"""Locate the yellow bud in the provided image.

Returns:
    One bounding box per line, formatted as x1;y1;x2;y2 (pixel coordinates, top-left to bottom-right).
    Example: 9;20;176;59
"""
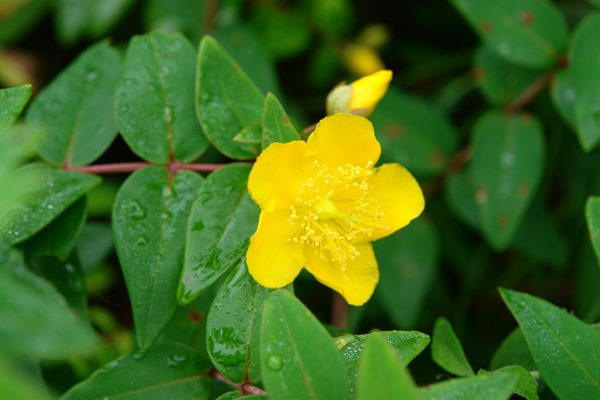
326;84;352;116
348;69;392;117
343;44;385;78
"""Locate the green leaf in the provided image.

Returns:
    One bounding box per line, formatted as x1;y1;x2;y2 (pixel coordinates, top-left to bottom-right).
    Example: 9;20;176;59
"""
309;0;354;36
588;196;600;266
86;0;137;39
1;164;101;244
60;343;211;400
0;356;53;400
371;87;459;178
448;0;568;68
76;221;114;274
179;163;259;304
445;171;481;230
24;196;87;262
251;7;311;60
570;14;600;151
233;119;262;144
469;111;545;250
113;166;203;348
479;366;539;400
355;334;419;400
0;243;97;358
374;219;439;328
261;289;349;400
334;330;430;399
0;0;48;45
588;0;600;8
216;392;242;400
432;317;475;377
0;84;32;131
474;46;541;105
143;0;205;43
419;373;518;400
26;41;120;167
550;71;577;130
207;259;271;384
115;30;208;163
490;328;536;372
196;36;262;159
500;288;600;400
262;93;301;150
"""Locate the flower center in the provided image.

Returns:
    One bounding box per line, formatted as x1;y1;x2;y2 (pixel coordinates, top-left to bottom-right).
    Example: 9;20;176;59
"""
287;160;387;270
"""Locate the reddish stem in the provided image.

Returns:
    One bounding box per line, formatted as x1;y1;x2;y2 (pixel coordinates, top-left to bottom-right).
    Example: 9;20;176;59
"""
210;370;267;396
66;162;228;174
331;292;348;329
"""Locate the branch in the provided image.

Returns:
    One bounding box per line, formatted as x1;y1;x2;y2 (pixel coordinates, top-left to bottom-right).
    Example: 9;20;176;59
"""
504;70;554;114
210;370;267;396
66;162;229;174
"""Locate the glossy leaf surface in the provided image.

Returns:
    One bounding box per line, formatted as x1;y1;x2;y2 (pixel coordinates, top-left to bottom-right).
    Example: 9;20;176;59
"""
113;166;203;348
115;30;207;163
500;288;600;400
432;317;474;377
261;289;349;400
179;163;259;304
261;93;301;150
419;373;517;400
0;84;32;130
26;41;120;167
479;366;539;400
196;36;262;159
470;111;544;250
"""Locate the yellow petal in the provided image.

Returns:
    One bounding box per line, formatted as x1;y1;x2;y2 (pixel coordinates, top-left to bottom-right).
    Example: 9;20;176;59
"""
343;44;385;78
368;163;424;241
348;70;392;117
247;210;305;288
304;243;379;306
247;140;307;213
304;114;381;172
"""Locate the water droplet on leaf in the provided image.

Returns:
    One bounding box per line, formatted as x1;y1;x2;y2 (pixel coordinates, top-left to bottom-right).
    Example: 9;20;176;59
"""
267;354;283;370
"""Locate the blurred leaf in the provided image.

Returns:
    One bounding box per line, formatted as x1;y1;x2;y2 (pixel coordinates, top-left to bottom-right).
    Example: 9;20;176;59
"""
0;357;53;400
0;84;31;131
575;241;600;323
60;343;211;400
355;335;419;400
76;221;113;275
307;41;340;89
261;289;349;400
113;166;203;348
432;317;475;377
500;288;600;400
550;71;577;130
0;0;48;45
217;392;242;400
589;0;600;8
251;6;311;60
179;163;259;304
196;36;262;159
24;196;87;262
419;373;518;400
207;259;271;384
0;243;97;358
26;41;120;167
116;30;207;163
490;328;536;372
479;366;539;400
587;196;600;265
1;164;101;244
334;330;430;399
448;0;568;68
87;0;137;39
470;111;544;250
445;171;480;230
374;218;439;328
309;0;354;36
262;93;301;150
570;14;600;152
474;46;541;105
143;0;204;43
371;87;459;178
233;119;262;144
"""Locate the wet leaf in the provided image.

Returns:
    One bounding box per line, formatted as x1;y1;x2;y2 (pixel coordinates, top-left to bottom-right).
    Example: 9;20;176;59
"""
432;317;474;377
261;93;301;150
0;84;32;131
419;373;518;400
479;366;539;400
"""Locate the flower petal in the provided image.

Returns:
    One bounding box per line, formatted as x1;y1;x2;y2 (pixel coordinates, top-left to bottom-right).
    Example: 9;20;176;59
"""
247;210;305;288
248;140;307;213
368;163;424;241
348;70;392;117
304;114;381;172
304;243;379;306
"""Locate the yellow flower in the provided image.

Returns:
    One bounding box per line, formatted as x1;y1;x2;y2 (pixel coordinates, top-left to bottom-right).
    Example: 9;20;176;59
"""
326;70;392;118
246;113;424;306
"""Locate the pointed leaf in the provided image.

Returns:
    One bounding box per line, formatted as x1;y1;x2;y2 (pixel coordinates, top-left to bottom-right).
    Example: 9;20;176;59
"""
0;84;32;131
356;334;420;400
432;317;474;377
113;166;203;348
1;164;101;244
479;366;539;400
115;30;208;163
419;374;518;400
500;288;600;400
60;343;211;400
207;260;271;384
261;289;349;400
26;41;120;167
448;0;568;68
196;36;262;159
470;111;545;250
374;219;439;328
233;119;262;144
179;163;259;304
261;93;301;150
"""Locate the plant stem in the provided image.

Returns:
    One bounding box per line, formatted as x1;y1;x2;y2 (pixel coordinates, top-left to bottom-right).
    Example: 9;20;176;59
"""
66;162;228;174
331;292;348;329
210;370;267;396
504;70;554;114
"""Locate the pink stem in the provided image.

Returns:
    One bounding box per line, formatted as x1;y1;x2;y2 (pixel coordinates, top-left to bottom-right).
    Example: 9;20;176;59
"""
66;162;229;174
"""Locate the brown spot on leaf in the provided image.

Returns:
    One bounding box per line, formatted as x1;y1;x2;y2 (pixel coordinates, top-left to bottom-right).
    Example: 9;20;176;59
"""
473;66;485;82
188;310;202;323
518;185;530;198
163;53;169;59
404;262;418;278
498;214;508;228
284;115;291;125
519;11;533;25
232;66;239;72
385;124;404;138
481;20;492;33
430;152;446;167
522;113;534;124
476;186;488;204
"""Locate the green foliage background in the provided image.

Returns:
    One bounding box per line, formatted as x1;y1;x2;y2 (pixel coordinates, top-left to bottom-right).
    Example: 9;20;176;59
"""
1;0;600;399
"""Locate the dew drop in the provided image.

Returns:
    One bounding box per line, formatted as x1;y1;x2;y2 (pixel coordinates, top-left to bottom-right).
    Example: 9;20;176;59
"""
267;354;283;371
136;236;148;246
166;354;188;370
129;201;146;219
132;349;148;360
